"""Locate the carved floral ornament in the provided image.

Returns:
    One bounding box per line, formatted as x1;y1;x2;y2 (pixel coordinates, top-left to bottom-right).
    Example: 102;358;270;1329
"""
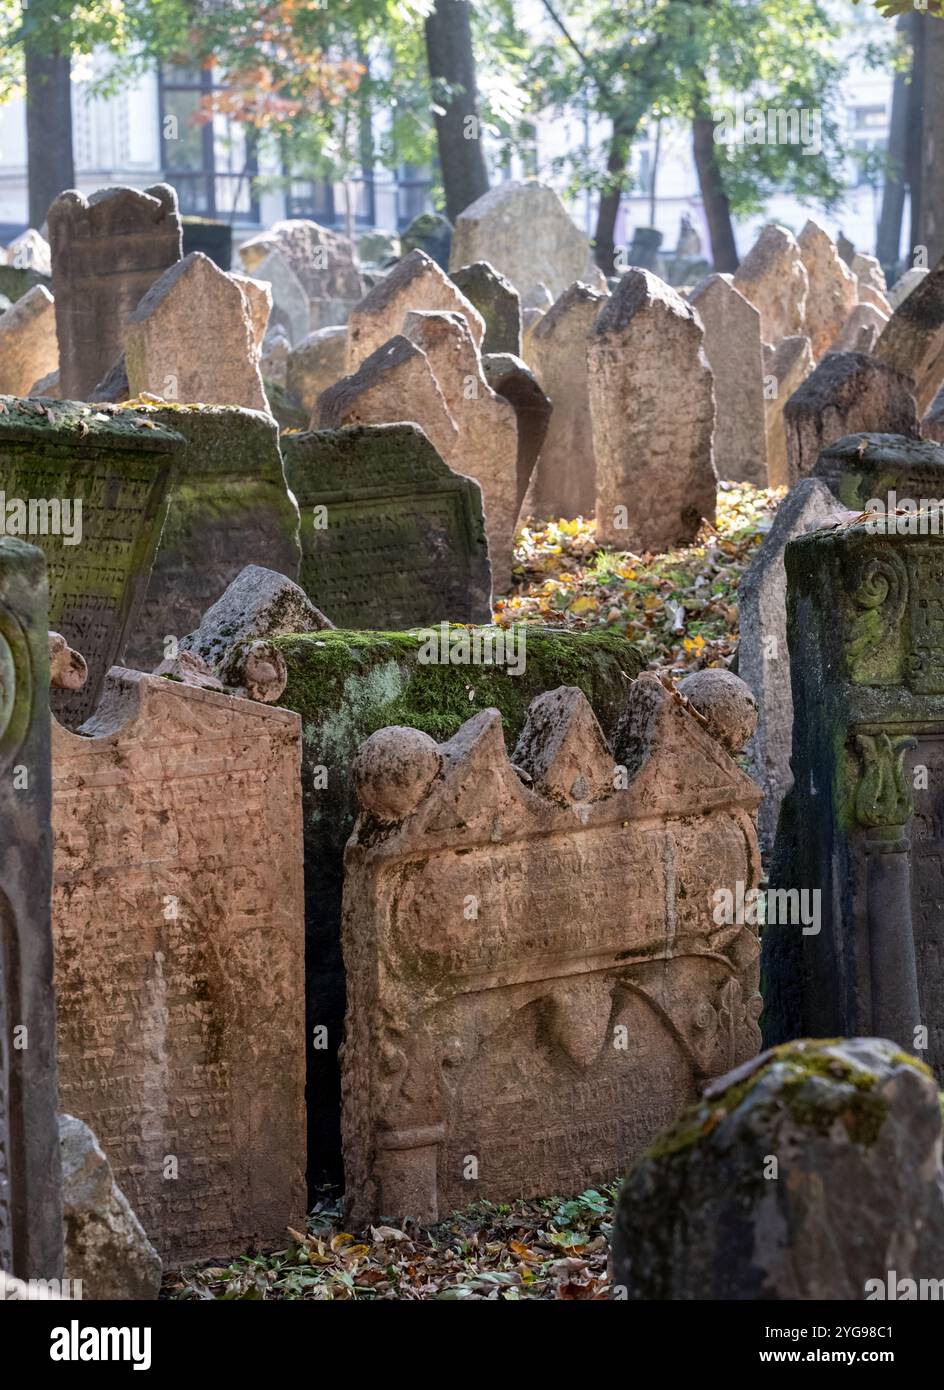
853;732;916;829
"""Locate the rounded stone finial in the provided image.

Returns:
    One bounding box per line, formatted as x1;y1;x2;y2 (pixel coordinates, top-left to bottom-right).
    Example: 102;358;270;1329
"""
354;726;443;822
48;631;88;691
678;669;757;753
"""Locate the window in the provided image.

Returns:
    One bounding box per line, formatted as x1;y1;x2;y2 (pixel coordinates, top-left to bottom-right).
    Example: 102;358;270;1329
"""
159;65;260;223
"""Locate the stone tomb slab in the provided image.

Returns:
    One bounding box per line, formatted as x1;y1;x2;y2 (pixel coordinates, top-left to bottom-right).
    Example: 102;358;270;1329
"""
341;676;762;1225
0;398;183;727
123;404;301;670
51;669;307;1264
282;423;492;628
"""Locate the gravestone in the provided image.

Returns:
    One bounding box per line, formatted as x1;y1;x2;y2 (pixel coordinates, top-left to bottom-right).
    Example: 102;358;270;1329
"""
831;301;888;354
0;398;183;726
764;499;944;1072
286;326;347;414
51;669;307;1264
526;281;605;517
783;352;919;485
450;261;521;356
316;335;459;464
873;254;944;413
341;674;762;1225
738;478;850;854
346;249;484;371
888;266;928;310
811;431;944;512
282;423;492;628
239;219;364;336
688;274;767;486
590;269;716;550
404;309;519;590
481;353;552;513
401;212;453;270
229;272;272;354
123;405;301;671
450;181;592;300
611;1038;944;1300
733;224;808;346
797;219;857;361
923;384;944;443
48;184;182;402
124;252;268;412
763;335;814;488
271;625;645;1185
246;249;309;347
0;538;64;1282
0;285;58;396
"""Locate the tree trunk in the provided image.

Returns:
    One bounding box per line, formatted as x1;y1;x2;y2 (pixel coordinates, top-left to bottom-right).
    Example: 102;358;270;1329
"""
424;0;489;222
876;21;909;275
920;7;944;267
692;111;739;273
906;10;926;261
593;115;636;275
24;0;75;230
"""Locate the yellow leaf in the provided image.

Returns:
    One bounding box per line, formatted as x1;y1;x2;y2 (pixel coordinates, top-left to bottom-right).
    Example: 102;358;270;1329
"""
569;596;598;615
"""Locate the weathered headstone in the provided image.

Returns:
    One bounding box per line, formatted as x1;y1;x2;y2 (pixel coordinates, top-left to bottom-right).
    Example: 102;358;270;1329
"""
481;352;552;513
688;273;767;486
124;252;268;412
763;335;814;488
179;564;331;673
229;271;272;354
404;309;519;589
48;184;182;402
611;1038;944;1300
873;254;944;413
272;625;645;1184
765;495;944;1071
733;224;808;346
401;212;453;270
450;261;521;355
123;405;301;670
0;538;64;1282
52;669;307;1264
346;249;484;372
526;281;605;517
239;219;364;336
797;219;858;360
341;674;762;1225
923;384;944;443
283;423;492;627
738;478;850;854
590;269;716;550
811;430;944;511
783;352;919;485
450;181;591;300
830;299;888;354
0;398;182;726
316;334;459;465
0;285;58;396
286;325;346;413
888;265;928;310
246;248;309;346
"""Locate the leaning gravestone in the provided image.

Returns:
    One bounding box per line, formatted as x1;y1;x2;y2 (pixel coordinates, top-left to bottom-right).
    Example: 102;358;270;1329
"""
52;669;307;1264
48;183;182;402
124;252;268;412
239;219;364;336
733;223;808;346
271;624;645;1185
346;249;485;372
688;273;767;487
764;496;944;1072
123;404;301;670
0;398;183;727
341;675;763;1225
450;181;592;301
0;285;58;397
611;1038;944;1300
797;219;858;361
831;300;888;355
286;326;347;415
282;423;492;627
450;261;522;356
481;353;552;513
738;478;850;855
526;281;605;518
763;335;814;488
783;352;919;485
0;538;64;1282
873;254;944;414
888;265;928;311
590;269;716;550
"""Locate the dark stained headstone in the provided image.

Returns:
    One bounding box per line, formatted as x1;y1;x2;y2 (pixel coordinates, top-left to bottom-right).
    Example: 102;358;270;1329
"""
0;398;183;726
451;261;522;355
481;352;552;511
0;538;64;1281
401;211;453;270
271;626;645;1189
765;498;944;1078
123;405;301;670
282;423;493;628
873;252;944;414
812;431;944;512
48;184;182;402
